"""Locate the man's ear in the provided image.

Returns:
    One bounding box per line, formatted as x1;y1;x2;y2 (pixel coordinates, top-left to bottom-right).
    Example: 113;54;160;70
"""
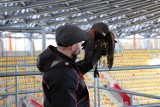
69;44;76;51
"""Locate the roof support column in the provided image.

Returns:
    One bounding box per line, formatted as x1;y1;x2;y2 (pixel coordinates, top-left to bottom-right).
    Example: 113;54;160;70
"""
152;39;155;49
133;34;136;49
42;26;46;51
8;32;12;51
158;39;160;49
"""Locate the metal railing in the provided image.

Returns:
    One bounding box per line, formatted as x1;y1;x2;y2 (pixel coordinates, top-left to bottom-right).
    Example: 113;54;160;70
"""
94;86;160;107
0;64;160;107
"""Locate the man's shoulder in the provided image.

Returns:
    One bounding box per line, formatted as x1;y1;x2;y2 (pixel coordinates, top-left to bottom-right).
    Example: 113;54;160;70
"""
43;63;78;78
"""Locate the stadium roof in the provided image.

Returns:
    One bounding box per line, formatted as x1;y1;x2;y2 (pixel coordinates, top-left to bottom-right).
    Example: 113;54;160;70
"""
0;0;160;38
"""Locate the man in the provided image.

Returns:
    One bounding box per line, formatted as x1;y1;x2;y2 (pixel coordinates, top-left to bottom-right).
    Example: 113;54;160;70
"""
37;24;100;107
37;23;115;107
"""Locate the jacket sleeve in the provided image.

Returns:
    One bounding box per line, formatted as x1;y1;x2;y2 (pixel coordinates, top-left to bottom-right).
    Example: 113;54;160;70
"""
49;68;79;107
76;59;93;75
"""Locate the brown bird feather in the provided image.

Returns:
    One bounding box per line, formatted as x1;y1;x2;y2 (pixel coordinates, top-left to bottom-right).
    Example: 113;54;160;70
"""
83;22;115;70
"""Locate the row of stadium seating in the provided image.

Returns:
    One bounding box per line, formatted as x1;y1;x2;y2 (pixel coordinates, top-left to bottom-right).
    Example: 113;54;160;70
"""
122;49;160;53
113;51;153;67
1;81;41;88
0;56;36;61
115;54;152;59
7;84;42;93
0;93;43;107
0;60;37;65
0;66;38;73
0;77;41;94
108;69;160;105
0;75;34;81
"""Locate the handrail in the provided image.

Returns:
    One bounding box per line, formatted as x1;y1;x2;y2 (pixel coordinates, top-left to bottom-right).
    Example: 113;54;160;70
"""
29;99;43;107
96;87;160;100
0;64;160;77
128;103;160;107
88;86;160;107
0;71;42;77
0;64;35;67
97;65;160;71
0;64;160;70
0;90;43;96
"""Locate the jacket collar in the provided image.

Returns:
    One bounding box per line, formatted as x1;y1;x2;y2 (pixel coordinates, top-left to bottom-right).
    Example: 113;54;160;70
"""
54;47;77;67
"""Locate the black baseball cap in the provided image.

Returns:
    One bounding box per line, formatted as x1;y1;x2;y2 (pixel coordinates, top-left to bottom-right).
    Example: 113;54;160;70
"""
56;24;89;47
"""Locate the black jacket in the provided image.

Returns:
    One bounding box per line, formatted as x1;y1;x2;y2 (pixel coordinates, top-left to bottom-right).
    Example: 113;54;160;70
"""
37;45;93;107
